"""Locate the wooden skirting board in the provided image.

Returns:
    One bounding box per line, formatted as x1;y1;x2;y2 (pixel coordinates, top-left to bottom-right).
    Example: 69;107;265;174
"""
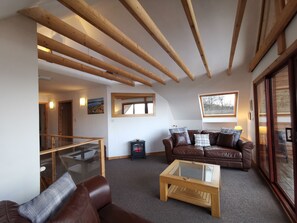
107;151;165;160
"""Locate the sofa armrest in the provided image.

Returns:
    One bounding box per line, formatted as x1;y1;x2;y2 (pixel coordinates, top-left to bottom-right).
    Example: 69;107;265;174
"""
163;136;174;164
237;139;254;170
81;176;112;210
0;201;30;223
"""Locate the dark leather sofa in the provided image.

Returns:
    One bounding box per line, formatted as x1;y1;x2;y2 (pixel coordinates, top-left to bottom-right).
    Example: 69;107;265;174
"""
0;176;152;223
163;130;254;171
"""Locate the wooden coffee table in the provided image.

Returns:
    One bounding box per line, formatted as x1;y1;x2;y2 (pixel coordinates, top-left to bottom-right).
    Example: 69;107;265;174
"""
160;160;221;217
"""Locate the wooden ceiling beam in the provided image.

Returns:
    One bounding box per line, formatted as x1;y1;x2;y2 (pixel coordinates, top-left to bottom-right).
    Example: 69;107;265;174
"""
274;0;286;55
58;0;179;83
38;49;135;86
249;0;297;72
120;0;195;81
181;0;211;78
37;33;152;87
253;37;297;84
227;0;247;75
19;7;165;85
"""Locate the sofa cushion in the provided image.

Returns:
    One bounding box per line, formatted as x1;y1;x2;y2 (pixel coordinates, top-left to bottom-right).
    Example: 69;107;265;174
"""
173;145;204;156
188;130;201;145
201;130;220;145
99;203;152;223
169;127;191;144
173;132;188;147
18;172;76;223
194;134;210;147
220;128;242;148
50;185;100;223
204;146;242;159
217;133;234;148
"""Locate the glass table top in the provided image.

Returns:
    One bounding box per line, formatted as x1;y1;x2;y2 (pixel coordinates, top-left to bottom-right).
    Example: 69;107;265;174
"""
168;161;215;183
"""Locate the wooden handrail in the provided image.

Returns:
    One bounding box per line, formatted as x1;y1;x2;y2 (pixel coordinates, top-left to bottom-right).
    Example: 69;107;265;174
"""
40;133;103;140
40;139;98;155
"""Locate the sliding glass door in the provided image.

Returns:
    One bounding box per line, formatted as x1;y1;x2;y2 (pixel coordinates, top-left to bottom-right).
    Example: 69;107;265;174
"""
255;57;297;218
271;66;294;204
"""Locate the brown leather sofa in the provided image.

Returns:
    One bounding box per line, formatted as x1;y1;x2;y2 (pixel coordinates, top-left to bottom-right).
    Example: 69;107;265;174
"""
163;130;254;171
0;176;152;223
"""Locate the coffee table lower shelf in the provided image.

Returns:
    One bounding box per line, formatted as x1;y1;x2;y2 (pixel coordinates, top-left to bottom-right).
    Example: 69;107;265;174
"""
168;185;211;208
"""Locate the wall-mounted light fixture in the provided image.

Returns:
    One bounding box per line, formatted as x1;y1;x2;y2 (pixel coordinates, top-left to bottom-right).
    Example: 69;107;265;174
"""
49;101;55;110
80;97;86;106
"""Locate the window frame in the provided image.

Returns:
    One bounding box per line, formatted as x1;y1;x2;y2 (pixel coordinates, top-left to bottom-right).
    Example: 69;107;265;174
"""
111;93;155;117
199;92;239;118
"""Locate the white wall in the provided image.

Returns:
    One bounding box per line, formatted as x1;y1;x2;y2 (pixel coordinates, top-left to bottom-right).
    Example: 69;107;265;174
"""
43;84;173;158
107;85;174;157
153;64;252;138
0;15;39;203
44;86;108;144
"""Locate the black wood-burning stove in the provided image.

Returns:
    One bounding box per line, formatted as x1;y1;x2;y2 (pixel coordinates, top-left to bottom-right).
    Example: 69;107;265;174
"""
130;140;146;160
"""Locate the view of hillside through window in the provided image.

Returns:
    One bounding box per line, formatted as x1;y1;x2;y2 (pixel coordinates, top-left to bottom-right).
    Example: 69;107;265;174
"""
200;92;238;117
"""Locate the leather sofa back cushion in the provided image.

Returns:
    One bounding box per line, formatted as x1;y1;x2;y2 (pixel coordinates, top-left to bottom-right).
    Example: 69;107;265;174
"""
216;133;234;148
188;130;201;144
221;128;242;148
169;127;191;144
201;131;219;145
50;185;100;223
173;132;188;147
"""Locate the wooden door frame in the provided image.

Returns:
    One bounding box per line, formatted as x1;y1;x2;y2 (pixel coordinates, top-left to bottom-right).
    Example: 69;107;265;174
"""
289;57;297;216
58;100;73;138
39;102;48;149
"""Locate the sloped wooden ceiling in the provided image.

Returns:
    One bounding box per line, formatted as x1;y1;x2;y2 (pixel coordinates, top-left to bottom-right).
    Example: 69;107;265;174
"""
18;0;262;87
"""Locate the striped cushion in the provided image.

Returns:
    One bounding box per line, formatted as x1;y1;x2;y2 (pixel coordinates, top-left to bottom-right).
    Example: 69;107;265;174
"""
194;134;210;147
18;172;76;223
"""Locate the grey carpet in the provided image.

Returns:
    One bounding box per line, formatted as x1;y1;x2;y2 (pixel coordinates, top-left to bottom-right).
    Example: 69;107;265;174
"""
104;156;290;223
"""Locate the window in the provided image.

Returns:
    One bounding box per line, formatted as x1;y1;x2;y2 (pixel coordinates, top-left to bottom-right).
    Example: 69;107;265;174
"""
111;93;155;117
123;103;147;115
199;92;238;117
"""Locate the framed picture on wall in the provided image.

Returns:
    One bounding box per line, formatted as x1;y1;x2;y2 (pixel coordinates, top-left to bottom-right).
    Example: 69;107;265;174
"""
88;98;104;114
